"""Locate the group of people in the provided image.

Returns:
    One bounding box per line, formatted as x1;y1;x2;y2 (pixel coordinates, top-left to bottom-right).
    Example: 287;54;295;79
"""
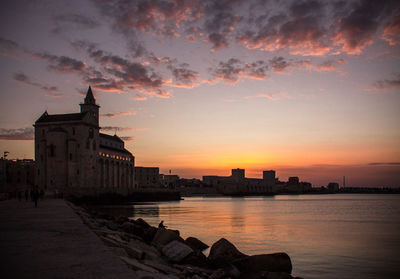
16;187;44;207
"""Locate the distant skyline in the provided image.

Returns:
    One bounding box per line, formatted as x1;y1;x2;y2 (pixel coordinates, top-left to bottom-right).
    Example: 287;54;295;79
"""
0;0;399;187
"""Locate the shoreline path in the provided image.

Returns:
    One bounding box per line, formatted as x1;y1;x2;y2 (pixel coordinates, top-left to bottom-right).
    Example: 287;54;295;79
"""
0;198;135;279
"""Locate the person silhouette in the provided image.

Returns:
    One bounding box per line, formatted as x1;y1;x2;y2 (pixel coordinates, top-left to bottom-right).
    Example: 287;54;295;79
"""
32;188;39;208
158;220;167;229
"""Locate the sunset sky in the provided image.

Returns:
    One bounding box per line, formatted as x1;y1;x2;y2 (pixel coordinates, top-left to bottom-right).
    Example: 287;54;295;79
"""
0;0;399;187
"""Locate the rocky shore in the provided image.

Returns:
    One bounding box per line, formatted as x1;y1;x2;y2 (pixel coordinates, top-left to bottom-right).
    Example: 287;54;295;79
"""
69;202;303;279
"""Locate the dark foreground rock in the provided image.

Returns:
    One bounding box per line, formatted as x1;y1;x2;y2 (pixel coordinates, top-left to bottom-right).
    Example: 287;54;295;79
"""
71;203;302;279
208;238;248;267
185;237;209;251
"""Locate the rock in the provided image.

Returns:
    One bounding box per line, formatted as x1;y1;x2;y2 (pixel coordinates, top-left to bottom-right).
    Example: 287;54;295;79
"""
181;250;208;267
134;270;180;279
162;240;193;263
120;256;159;273
232;253;292;274
142;259;181;274
261;271;296;279
124;244;145;260
185;237;209;251
116;215;129;224
207;238;247;267
100;236;121;247
104;233;128;245
152;228;184;249
209;269;226;279
107;246;129;257
106;220;119;231
120;221;148;240
134;218;151;228
224;264;241;278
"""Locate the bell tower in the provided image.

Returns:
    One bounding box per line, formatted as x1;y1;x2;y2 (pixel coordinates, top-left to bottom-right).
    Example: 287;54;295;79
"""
80;86;100;126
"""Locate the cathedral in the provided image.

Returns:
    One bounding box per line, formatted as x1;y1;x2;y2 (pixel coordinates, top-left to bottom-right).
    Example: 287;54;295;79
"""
34;87;135;195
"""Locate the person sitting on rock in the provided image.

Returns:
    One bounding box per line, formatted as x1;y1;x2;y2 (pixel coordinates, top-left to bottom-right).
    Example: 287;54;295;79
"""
158;220;167;229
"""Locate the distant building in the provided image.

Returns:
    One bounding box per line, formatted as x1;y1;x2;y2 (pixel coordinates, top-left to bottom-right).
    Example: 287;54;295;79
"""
34;87;135;195
0;159;35;192
134;167;160;188
263;170;276;186
160;174;180;188
328;182;339;192
203;168;276;195
231;168;245;181
278;176;312;193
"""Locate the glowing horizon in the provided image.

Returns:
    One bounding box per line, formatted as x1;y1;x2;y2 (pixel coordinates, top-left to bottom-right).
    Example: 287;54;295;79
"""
0;0;399;187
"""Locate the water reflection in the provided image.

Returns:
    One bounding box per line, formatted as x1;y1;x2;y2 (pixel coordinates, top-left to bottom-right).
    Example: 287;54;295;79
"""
92;195;400;279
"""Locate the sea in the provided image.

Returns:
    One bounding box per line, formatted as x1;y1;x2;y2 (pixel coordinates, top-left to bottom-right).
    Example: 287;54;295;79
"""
98;194;400;279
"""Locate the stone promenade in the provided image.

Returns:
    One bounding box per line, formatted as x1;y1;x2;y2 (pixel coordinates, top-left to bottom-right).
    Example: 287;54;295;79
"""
0;198;135;279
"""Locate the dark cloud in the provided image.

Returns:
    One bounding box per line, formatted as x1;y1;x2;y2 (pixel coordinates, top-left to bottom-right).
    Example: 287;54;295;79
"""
368;162;400;166
52;14;99;34
89;0;400;55
210;58;270;83
332;0;394;54
166;62;200;88
210;58;243;83
34;53;87;73
73;42;169;95
0;37;19;57
269;57;290;73
372;74;400;90
382;11;400;46
210;56;346;83
101;126;135;131
101;111;136;118
0;128;33;140
13;72;59;93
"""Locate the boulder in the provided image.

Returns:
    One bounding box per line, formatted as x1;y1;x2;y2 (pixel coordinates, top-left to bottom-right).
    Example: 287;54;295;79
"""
116;215;129;225
124;245;145;260
181;250;208;267
262;271;297;279
106;220;119;231
185;237;209;251
162;240;193;262
207;238;247;267
134;218;151;228
232;253;292;274
120;222;148;240
152;228;184;249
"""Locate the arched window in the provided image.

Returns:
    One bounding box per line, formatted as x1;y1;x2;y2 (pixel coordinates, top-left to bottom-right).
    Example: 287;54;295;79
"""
93;140;96;150
89;128;94;138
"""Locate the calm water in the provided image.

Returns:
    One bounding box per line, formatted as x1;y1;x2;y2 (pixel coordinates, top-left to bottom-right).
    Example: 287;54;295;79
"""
101;194;400;279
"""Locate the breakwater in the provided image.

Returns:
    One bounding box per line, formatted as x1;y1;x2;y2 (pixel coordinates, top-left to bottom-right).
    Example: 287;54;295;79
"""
70;202;302;279
68;190;181;205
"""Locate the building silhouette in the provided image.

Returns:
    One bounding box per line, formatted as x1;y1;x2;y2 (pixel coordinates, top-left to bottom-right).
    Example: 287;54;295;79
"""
34;86;135;195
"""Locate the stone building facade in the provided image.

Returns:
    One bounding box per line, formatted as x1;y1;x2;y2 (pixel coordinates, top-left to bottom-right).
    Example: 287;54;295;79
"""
34;87;135;195
134;167;160;188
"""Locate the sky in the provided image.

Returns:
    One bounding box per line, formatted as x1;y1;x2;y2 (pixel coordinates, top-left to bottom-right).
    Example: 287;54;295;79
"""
0;0;399;187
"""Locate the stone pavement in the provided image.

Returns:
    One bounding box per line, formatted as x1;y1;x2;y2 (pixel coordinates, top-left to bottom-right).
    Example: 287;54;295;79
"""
0;198;136;279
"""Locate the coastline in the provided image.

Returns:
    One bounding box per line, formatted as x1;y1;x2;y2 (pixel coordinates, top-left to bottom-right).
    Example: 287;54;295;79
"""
70;201;303;279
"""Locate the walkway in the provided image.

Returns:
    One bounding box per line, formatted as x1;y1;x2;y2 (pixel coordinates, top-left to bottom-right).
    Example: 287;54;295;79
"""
0;198;135;279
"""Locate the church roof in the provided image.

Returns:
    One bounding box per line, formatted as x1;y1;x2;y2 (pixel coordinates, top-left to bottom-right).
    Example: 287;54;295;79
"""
99;133;124;143
36;112;87;124
99;145;133;156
